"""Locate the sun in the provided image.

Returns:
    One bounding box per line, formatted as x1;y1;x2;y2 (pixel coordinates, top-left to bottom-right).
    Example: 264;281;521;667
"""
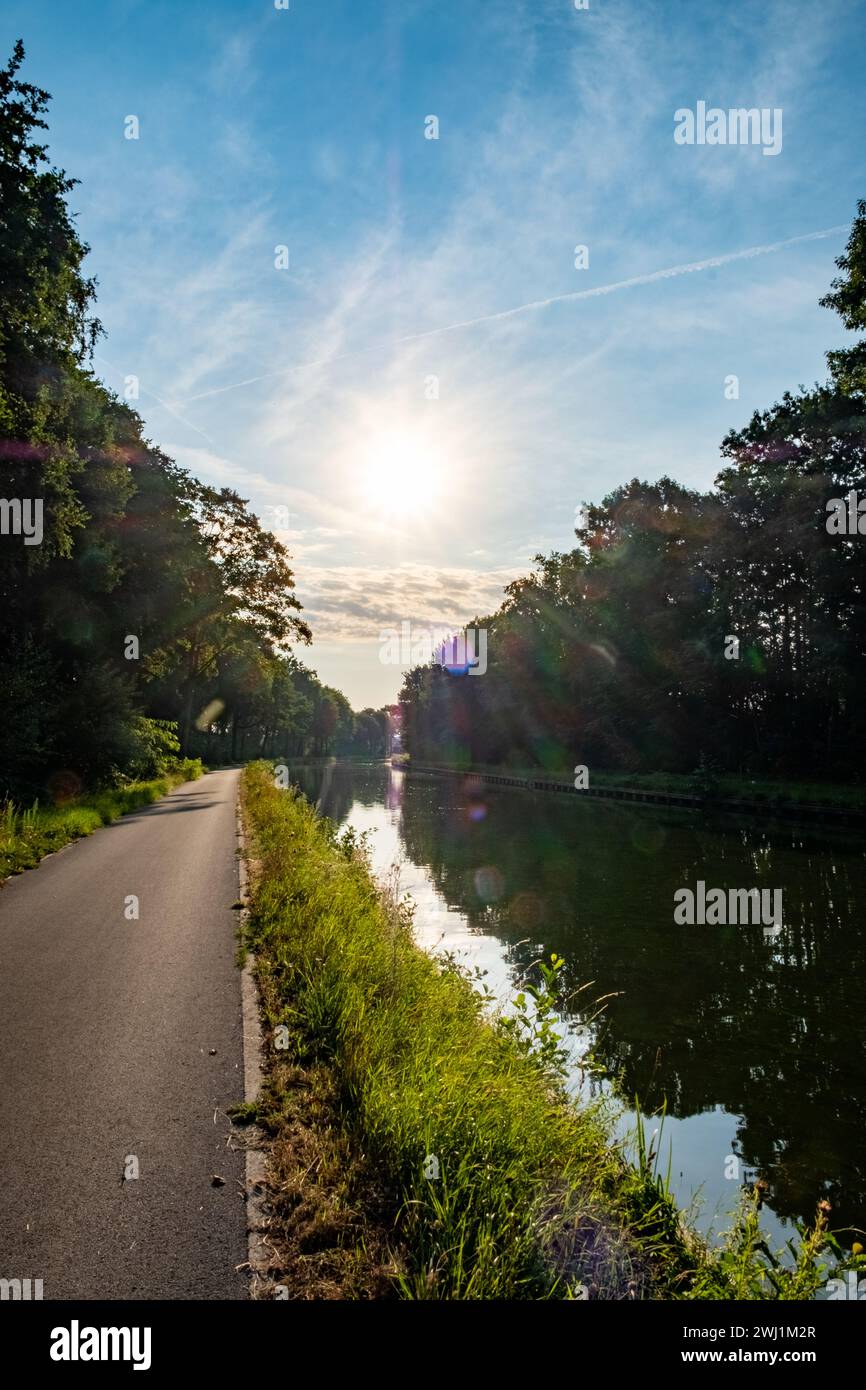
361;427;443;516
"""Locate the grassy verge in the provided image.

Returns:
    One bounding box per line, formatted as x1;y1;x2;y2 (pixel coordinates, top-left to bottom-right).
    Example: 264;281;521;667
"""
406;761;866;812
240;761;857;1299
595;770;865;810
0;759;203;883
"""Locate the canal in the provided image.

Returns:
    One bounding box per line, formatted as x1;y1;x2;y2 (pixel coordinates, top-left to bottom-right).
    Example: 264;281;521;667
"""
285;759;866;1250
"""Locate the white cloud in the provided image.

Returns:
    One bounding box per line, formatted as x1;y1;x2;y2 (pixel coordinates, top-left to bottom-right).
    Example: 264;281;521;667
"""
297;563;522;642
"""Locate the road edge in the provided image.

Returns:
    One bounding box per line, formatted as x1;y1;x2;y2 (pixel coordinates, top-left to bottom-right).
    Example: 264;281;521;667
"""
235;776;271;1297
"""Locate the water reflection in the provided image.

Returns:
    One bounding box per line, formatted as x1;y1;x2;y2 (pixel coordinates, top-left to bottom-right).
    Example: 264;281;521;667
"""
288;761;866;1245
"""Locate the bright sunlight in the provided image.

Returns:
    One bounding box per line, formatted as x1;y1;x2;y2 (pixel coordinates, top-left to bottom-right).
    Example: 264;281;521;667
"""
361;426;445;516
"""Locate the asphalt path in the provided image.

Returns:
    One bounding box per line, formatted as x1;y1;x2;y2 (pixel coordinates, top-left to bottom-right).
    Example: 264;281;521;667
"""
0;768;248;1300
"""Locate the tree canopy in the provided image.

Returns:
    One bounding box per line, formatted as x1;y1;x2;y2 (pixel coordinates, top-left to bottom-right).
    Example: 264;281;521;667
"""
0;42;386;799
401;202;866;782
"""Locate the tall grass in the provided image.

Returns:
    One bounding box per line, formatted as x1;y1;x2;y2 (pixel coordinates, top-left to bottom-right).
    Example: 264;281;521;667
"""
0;759;203;881
243;764;692;1297
243;761;861;1300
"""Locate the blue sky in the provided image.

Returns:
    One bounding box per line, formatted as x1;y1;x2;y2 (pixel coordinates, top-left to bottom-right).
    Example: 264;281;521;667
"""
4;0;865;706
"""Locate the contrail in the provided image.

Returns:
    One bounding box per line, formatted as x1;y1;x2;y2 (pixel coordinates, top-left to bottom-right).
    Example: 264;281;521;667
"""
171;225;846;407
94;353;214;445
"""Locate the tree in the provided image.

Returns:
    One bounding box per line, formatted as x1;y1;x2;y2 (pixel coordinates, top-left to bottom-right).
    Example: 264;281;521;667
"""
400;202;866;784
0;43;345;798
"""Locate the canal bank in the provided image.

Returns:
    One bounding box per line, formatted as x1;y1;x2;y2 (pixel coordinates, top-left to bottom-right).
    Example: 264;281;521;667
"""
277;758;866;1256
239;767;866;1295
407;762;866;826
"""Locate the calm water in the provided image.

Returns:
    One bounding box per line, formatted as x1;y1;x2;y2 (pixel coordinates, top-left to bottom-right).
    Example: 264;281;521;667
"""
287;760;866;1249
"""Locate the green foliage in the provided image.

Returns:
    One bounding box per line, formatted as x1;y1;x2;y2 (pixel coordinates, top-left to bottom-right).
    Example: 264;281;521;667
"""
500;952;572;1077
243;762;856;1300
688;754;722;801
400;200;866;786
821;198;866;396
244;763;654;1298
0;43;366;801
126;718;182;780
0;761;200;880
686;1195;850;1301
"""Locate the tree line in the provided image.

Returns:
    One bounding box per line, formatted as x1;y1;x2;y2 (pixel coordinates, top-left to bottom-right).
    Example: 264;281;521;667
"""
401;202;866;783
0;43;385;802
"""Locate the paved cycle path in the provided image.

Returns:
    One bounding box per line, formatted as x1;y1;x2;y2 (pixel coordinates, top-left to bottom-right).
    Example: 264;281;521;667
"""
0;768;248;1299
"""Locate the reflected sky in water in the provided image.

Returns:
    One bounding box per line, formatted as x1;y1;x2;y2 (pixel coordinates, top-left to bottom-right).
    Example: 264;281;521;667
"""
290;761;866;1250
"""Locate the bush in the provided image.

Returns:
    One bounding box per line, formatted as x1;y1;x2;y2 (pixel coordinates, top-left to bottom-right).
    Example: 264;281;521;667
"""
127;718;183;780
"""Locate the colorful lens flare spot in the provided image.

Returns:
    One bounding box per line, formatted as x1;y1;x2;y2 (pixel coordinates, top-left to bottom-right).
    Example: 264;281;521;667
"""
474;866;504;903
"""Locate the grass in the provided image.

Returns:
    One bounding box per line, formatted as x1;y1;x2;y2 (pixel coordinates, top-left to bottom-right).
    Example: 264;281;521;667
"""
594;770;866;809
240;761;860;1299
407;760;866;811
0;759;203;882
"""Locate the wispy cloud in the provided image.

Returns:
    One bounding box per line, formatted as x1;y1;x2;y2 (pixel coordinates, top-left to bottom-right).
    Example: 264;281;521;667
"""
60;0;861;703
297;562;523;642
168;225;846;406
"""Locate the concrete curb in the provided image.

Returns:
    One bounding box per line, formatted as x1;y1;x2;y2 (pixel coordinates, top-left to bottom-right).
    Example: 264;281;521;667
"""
235;783;271;1296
